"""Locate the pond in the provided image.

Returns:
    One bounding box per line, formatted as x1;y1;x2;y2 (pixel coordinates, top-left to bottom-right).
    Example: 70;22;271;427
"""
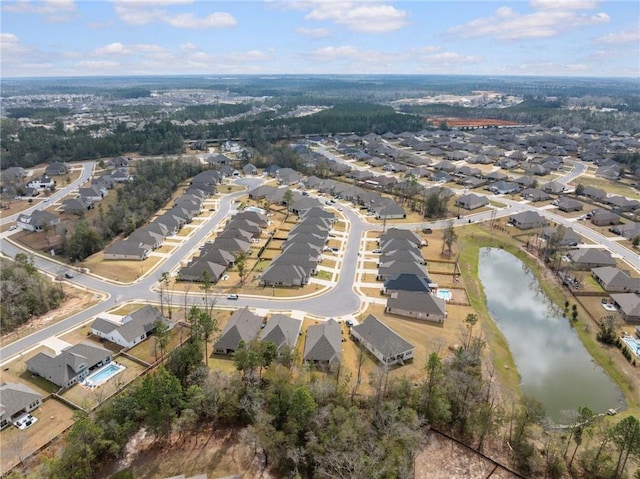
478;247;623;424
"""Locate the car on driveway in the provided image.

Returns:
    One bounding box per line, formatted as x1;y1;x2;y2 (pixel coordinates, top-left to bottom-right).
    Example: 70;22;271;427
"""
9;225;18;231
372;249;382;254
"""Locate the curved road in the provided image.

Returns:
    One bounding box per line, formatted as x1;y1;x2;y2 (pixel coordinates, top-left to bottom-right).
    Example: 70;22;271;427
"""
1;158;638;364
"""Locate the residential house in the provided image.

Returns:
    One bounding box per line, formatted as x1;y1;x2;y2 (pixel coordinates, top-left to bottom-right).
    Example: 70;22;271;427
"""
508;211;547;230
520;188;550;202
611;223;640;240
128;228;164;250
303;318;342;365
540;226;581;247
374;202;406;220
378;260;427;282
556;197;584;212
486;181;520;195
27;175;55;190
455;193;489;211
258;314;302;353
590;209;621;226
351;315;414;366
0;383;42;430
45;162;69;176
542;181;566;194
382;273;433;295
609;293;640;323
178;260;226;283
380;228;422;246
385;291;447;323
604;196;640;212
1;167;26;182
567;248;616;270
243;163;258;176
214;307;263;355
61;197;94;214
260;262;310;287
91;305;173;349
78;185;107;201
104;240;151;261
580;186;607;202
26;342;112;388
592;266;640;293
16;210;60;232
110;168;131;183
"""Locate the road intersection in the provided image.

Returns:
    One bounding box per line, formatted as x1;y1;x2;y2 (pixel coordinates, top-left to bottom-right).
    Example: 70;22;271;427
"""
0;159;638;365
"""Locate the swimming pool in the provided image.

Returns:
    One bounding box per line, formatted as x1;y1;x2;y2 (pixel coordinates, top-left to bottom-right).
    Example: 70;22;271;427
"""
436;289;452;301
622;336;640;358
84;362;125;387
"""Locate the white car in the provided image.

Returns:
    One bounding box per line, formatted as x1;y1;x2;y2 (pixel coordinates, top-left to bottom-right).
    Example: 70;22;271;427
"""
9;225;18;231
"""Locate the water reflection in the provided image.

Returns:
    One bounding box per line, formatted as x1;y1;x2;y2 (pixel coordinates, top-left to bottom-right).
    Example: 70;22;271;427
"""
479;248;623;423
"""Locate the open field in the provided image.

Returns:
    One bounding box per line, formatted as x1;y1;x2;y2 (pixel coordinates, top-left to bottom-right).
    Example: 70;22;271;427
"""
0;398;77;475
81;254;163;283
570;175;640;200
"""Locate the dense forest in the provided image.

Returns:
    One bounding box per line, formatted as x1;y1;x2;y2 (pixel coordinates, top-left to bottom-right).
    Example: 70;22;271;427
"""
17;306;639;479
0;254;65;332
57;159;202;262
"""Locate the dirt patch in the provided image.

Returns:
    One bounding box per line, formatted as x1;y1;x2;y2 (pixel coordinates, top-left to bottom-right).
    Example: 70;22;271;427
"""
104;427;270;479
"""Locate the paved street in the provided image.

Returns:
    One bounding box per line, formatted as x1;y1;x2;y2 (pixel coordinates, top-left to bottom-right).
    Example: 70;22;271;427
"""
1;159;638;365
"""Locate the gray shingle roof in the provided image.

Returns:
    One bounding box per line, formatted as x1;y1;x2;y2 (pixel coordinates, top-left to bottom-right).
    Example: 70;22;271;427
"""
214;307;263;353
304;318;342;363
0;382;41;420
352;315;414;359
259;314;302;351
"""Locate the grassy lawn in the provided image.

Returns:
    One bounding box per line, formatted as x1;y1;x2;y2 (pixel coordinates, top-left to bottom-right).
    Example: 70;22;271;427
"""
0;398;76;475
571;176;640;200
80;255;162;283
0;346;61;396
315;270;332;280
126;325;190;364
333;221;346;232
154;245;176;254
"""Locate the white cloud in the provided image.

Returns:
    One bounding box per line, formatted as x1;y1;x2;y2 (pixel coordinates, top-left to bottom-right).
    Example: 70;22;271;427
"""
91;42;166;56
112;0;236;28
3;0;76;21
1;33;32;58
295;27;330;38
447;2;609;40
304;2;409;33
595;29;640;44
166;12;236;28
180;42;198;52
427;51;482;64
313;45;363;61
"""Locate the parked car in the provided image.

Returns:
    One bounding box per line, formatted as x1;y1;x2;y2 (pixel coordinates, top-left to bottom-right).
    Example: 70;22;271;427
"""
64;271;74;279
9;225;18;231
372;249;382;254
422;228;433;234
227;294;239;300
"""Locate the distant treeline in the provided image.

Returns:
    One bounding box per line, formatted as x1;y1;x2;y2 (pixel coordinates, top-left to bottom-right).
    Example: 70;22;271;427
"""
6;107;71;122
1;102;425;169
400;97;640;133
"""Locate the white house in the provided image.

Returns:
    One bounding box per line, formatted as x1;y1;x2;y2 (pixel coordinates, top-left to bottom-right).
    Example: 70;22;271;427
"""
91;305;173;349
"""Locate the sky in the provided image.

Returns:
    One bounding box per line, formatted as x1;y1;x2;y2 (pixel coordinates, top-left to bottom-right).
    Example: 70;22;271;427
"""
1;0;639;78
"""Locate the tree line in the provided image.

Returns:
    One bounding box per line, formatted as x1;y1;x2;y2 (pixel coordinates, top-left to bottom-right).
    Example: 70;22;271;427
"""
0;254;65;332
56;159;202;262
15;307;640;479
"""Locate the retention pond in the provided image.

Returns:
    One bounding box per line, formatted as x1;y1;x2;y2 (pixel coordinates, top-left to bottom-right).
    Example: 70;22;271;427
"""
478;247;623;424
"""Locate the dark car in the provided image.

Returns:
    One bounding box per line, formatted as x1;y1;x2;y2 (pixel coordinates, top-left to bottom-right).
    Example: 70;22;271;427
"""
64;272;74;279
422;228;433;234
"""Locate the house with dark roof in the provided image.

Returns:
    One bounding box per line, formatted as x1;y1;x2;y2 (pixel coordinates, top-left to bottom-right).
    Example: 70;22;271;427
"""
604;196;640;212
258;314;302;353
128;228;164;250
520;188;550;202
455;193;489;211
609;293;640;323
611;222;640;240
386;291;447;323
260;262;310;287
26;342;112;388
542;181;566;194
373;202;406;220
178;260;226;283
214;307;263;355
508;211;547;230
16;210;60;232
0;383;42;430
303;318;342;365
45;162;69;176
61;197;94;214
379;228;422;246
592;266;640;293
104;240;151;261
580;186;607;202
91;305;173;349
486;181;520;195
540;226;581;247
243;163;258;176
351;315;414;366
556;197;584;212
567;248;616;270
590;209;621;226
383;273;433;295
